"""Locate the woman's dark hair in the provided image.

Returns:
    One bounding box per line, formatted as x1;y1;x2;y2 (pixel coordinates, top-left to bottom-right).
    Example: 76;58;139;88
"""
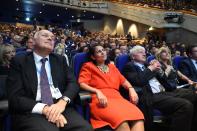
186;44;197;56
88;43;110;65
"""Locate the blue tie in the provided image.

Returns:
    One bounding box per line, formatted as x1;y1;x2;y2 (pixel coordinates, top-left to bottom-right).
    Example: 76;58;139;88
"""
40;58;53;105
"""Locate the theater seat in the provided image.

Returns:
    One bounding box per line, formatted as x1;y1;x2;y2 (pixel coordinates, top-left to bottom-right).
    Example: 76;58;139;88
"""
115;54;165;125
72;52;89;79
173;56;186;69
147;55;156;63
114;54;130;73
72;53;113;131
0;75;10;131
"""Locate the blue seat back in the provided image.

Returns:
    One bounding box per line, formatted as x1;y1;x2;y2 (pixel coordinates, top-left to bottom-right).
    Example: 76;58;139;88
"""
115;54;130;73
173;56;186;69
72;52;92;121
147;55;156;63
15;47;26;53
72;53;89;79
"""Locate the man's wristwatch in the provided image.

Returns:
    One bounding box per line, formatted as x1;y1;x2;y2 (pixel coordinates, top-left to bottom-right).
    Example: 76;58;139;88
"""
62;96;70;104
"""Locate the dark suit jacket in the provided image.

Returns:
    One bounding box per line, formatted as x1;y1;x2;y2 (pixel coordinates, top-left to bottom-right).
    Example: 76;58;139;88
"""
122;61;158;130
6;52;79;114
0;65;9;75
122;61;174;93
179;58;197;82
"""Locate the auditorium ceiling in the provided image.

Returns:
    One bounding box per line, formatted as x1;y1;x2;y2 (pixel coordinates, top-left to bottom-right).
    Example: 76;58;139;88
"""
0;0;104;25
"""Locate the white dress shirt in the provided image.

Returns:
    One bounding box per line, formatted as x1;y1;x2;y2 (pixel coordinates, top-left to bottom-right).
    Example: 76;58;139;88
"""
191;59;197;71
134;62;163;94
32;52;69;114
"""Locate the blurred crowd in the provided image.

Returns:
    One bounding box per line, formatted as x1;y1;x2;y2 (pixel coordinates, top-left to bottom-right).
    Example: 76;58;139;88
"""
112;0;197;12
0;23;188;74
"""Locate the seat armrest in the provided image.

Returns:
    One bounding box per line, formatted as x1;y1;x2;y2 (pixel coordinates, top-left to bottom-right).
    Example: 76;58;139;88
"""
79;91;92;105
133;86;143;94
0;100;8;110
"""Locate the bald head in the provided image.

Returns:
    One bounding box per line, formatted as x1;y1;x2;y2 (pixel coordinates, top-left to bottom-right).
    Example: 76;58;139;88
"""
34;30;54;39
33;30;55;57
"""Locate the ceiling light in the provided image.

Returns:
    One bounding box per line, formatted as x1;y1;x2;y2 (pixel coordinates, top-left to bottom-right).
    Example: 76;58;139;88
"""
25;17;30;22
40;11;42;14
148;27;154;31
57;14;60;16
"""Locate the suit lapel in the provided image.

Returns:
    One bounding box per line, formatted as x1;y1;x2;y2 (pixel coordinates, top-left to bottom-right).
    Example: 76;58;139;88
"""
25;53;38;96
49;54;58;88
189;59;197;74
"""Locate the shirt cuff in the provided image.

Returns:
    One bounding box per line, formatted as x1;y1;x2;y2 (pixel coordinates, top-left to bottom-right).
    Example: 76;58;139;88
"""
32;103;47;114
62;96;71;104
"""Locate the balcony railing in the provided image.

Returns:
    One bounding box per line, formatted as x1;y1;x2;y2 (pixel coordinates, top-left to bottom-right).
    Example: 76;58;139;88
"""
110;0;197;13
42;0;108;8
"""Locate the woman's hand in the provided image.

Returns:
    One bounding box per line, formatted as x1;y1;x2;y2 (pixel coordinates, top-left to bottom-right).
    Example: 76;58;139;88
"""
96;90;108;107
188;80;194;85
129;88;139;105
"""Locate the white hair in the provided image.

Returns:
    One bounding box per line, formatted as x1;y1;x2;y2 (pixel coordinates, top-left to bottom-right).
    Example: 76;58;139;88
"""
129;45;145;56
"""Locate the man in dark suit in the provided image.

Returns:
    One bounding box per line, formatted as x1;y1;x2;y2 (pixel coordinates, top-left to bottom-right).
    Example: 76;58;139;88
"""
179;44;197;82
6;30;93;131
122;45;195;131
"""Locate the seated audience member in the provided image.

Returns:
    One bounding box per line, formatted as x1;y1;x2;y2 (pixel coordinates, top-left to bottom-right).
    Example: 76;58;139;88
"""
0;35;3;45
109;41;117;50
0;44;15;75
155;47;196;90
122;45;196;131
78;45;89;53
78;44;144;131
119;43;128;55
54;37;70;66
174;50;181;57
25;36;34;52
179;44;197;82
6;30;92;131
109;48;121;62
149;46;158;56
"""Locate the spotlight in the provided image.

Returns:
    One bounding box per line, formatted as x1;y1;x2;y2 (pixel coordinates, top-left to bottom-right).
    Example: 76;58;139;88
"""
25;17;30;22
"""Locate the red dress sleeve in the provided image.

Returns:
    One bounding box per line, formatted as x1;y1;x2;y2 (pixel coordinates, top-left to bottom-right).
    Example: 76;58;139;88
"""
78;62;92;84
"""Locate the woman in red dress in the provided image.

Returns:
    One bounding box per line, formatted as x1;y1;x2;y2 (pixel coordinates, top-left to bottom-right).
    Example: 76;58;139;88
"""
78;44;144;131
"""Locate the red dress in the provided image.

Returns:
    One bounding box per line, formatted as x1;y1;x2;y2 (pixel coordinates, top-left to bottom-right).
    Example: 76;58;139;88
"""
78;62;144;129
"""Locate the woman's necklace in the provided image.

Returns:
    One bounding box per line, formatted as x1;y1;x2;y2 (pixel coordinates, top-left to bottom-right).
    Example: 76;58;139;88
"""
97;64;109;73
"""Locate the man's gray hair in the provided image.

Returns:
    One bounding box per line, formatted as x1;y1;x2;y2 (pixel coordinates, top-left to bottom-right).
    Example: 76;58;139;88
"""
129;45;145;56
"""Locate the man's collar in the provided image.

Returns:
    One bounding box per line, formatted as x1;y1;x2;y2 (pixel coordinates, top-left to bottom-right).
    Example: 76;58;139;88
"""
133;61;144;68
33;52;49;63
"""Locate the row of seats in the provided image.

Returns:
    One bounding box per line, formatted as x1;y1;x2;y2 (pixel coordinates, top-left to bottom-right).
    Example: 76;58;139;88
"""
71;53;187;130
147;55;186;69
0;53;186;131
